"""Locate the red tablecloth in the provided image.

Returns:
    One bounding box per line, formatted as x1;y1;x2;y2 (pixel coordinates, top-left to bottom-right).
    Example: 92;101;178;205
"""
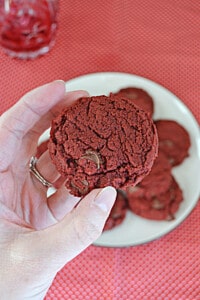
1;1;200;299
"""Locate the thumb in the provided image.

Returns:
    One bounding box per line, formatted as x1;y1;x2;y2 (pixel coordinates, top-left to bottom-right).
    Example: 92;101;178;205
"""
33;186;116;273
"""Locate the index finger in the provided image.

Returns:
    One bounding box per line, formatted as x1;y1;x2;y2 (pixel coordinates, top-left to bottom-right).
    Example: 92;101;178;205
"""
0;80;88;171
0;80;65;139
20;89;89;163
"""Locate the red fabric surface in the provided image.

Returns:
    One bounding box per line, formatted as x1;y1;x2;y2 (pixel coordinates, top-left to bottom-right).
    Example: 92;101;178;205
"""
1;0;200;299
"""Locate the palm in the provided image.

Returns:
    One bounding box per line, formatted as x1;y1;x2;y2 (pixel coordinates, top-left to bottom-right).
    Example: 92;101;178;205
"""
0;161;60;300
0;151;58;231
0;82;116;300
0;82;83;231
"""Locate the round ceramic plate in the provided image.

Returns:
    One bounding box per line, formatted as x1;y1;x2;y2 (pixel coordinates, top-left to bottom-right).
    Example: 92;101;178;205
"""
44;72;200;247
65;72;200;247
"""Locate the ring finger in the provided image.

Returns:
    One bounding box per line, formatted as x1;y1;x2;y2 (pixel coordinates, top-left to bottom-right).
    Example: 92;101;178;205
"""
32;150;61;188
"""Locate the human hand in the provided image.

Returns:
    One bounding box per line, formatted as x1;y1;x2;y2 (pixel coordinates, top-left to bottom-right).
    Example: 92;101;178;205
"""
0;81;116;300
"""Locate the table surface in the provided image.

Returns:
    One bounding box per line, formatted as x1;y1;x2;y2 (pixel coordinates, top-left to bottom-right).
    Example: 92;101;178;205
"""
1;1;200;299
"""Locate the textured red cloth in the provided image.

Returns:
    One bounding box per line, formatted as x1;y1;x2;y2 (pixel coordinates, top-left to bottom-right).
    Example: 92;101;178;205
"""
1;0;200;299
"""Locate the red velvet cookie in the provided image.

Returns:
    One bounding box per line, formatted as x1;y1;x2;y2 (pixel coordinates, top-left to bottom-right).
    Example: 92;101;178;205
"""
155;120;190;166
49;95;158;196
111;87;154;117
103;190;128;231
127;175;183;221
127;151;172;199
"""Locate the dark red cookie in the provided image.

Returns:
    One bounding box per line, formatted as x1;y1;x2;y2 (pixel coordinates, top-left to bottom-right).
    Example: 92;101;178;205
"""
127;175;183;221
49;95;158;196
103;190;128;231
127;151;172;199
111;87;154;117
155;120;190;166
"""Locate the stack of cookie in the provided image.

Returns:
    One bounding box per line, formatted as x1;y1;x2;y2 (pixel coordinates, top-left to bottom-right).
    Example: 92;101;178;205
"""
110;87;190;223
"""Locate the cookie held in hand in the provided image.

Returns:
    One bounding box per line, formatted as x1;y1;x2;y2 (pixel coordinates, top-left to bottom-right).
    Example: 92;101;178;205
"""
49;95;158;196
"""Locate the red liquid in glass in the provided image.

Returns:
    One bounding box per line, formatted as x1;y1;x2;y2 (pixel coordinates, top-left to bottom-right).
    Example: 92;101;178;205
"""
0;0;57;57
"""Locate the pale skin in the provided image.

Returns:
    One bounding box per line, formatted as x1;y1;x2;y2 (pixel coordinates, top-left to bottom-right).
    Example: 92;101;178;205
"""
0;81;116;299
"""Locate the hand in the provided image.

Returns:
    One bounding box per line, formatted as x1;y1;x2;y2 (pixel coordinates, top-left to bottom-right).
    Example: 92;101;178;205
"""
0;81;116;300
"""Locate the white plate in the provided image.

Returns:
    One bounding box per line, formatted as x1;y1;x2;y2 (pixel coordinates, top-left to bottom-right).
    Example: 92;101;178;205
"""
59;72;200;247
65;72;200;247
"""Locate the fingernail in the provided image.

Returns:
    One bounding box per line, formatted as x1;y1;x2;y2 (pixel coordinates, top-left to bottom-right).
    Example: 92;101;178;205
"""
94;186;116;212
54;79;65;84
79;90;90;97
53;80;66;89
65;89;90;97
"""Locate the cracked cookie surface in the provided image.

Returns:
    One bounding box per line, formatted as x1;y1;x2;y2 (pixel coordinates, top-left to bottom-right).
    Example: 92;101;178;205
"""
48;95;158;196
